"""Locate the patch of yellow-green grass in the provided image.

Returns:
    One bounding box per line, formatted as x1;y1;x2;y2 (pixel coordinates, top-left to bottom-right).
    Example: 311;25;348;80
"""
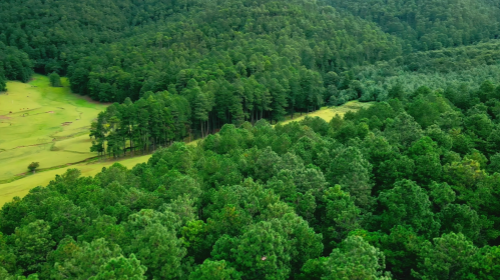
0;144;95;181
187;138;202;147
0;135;95;181
53;135;94;153
0;75;108;182
279;100;374;125
0;154;153;206
0;75;107;149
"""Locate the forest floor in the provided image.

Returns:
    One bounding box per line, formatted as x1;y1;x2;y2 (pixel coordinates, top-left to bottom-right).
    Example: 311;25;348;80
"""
0;81;371;206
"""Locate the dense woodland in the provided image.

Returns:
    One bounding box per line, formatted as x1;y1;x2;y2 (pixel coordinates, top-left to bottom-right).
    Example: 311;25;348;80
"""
4;0;500;279
6;84;500;279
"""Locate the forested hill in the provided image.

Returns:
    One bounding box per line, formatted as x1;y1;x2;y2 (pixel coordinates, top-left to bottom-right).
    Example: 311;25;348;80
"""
326;0;500;51
3;0;500;138
6;0;500;279
6;80;500;279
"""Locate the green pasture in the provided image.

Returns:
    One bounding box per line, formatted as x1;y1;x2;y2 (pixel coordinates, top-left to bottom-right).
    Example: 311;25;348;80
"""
279;100;373;125
0;154;153;206
0;75;107;181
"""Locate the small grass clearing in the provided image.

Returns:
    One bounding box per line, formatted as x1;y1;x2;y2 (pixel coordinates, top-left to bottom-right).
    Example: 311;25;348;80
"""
0;75;107;182
0;154;153;206
279;100;374;125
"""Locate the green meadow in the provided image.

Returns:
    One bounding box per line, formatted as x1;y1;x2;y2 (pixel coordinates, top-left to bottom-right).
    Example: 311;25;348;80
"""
0;82;370;206
0;154;152;206
279;101;374;125
0;75;108;181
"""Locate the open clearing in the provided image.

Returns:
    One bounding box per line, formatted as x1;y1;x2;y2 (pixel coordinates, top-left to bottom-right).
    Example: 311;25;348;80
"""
279;100;374;125
0;75;108;181
0;95;371;206
0;154;152;206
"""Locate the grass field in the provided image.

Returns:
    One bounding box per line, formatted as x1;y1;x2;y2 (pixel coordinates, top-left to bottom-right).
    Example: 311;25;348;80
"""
0;75;108;181
279;100;374;125
0;154;153;206
0;91;371;206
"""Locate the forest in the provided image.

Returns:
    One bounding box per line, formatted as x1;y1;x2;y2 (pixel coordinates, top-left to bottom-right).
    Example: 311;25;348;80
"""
3;0;500;279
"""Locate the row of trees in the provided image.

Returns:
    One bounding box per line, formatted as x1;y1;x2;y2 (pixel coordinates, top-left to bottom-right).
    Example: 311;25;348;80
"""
6;76;500;278
90;93;190;158
92;63;500;153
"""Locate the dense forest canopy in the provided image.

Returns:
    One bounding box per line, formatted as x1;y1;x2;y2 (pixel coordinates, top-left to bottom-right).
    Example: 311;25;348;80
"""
5;81;500;278
5;0;500;279
326;0;500;51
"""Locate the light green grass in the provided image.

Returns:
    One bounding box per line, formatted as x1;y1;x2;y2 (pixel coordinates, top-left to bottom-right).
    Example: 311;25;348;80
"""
54;135;95;153
0;76;164;206
0;144;95;181
0;75;107;182
279;100;374;125
0;154;153;206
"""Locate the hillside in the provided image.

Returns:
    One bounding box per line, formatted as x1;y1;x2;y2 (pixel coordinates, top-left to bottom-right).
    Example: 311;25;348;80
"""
0;76;107;182
325;0;500;51
4;0;500;279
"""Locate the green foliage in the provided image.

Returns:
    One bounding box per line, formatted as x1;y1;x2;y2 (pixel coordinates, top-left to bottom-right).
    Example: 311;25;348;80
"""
0;72;6;92
378;180;439;237
0;44;33;82
327;147;373;208
27;162;39;172
327;0;500;51
49;73;61;87
90;254;146;280
473;245;500;279
51;238;125;279
413;233;478;280
322;236;392;280
215;221;291;280
189;260;241;280
7;1;500;279
13;220;55;275
127;222;186;279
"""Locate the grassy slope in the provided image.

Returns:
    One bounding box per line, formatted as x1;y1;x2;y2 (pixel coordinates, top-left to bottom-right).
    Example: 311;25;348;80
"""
0;95;371;206
0;154;152;206
0;76;108;181
280;101;374;125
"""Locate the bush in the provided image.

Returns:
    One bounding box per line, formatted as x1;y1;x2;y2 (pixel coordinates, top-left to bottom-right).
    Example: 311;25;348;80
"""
28;162;40;173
